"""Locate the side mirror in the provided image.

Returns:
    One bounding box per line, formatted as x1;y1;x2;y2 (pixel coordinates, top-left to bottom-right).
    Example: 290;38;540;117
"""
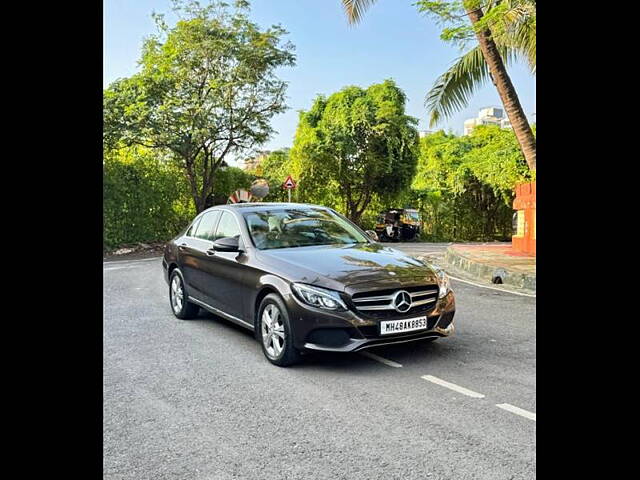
212;236;242;252
365;230;379;242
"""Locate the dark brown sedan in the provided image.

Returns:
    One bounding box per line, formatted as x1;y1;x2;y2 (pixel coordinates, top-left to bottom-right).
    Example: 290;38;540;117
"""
163;203;455;366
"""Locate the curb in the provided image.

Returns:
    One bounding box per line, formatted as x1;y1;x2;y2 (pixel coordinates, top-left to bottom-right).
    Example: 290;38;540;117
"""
443;246;536;293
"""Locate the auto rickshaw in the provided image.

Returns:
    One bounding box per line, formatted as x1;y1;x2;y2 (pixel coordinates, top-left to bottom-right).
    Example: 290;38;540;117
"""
374;208;423;242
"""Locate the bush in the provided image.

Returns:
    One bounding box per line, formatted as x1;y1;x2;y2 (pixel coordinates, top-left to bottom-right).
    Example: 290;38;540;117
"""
103;147;195;250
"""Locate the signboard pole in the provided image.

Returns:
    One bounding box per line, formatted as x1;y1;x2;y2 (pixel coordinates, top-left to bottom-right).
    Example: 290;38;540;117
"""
283;174;296;203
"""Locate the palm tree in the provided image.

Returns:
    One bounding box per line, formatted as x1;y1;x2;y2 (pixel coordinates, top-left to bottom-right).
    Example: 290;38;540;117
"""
341;0;536;171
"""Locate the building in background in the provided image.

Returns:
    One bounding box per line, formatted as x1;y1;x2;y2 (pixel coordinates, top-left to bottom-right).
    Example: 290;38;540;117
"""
463;118;478;136
242;150;270;171
463;106;506;135
419;130;435;138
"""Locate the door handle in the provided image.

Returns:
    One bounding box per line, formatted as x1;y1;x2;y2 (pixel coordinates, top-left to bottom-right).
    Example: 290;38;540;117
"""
178;243;187;251
206;248;216;256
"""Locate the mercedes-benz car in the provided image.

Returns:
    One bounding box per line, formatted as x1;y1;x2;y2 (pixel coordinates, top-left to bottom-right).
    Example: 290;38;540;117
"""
162;203;455;366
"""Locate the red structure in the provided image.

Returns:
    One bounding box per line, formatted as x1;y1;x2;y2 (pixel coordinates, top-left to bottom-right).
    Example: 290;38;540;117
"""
512;181;536;255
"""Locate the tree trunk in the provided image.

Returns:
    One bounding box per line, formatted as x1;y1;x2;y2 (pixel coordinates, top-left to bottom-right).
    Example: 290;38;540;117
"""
194;196;206;213
466;5;536;171
347;201;358;223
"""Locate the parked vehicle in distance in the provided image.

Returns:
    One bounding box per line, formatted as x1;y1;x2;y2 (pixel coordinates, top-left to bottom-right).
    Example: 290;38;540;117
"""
163;203;455;366
374;208;423;242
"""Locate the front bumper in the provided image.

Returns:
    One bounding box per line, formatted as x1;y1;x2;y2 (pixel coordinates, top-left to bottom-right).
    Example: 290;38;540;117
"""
304;319;454;352
285;290;456;353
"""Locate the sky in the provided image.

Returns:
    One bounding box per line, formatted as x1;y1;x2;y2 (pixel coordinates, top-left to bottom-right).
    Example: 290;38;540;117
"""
103;0;536;166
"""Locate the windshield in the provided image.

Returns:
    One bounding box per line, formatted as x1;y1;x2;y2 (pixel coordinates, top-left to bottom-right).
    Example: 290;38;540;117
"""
243;208;369;250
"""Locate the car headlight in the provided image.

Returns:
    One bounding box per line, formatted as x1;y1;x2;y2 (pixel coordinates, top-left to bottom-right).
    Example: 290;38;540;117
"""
292;283;347;311
433;267;451;298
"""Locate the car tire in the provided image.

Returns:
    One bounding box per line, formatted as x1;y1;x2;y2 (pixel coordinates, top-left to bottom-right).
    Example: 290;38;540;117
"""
257;293;301;367
403;228;416;242
169;269;199;320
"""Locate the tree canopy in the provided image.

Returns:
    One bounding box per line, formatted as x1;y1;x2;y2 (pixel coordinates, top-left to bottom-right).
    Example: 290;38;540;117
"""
103;0;296;212
339;0;536;170
409;124;533;240
417;0;536;128
289;79;419;223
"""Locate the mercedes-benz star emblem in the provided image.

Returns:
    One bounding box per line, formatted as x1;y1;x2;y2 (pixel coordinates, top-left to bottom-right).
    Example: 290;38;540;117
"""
393;290;412;313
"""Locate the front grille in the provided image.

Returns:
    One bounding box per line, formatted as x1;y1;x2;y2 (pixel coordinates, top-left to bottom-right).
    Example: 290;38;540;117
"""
350;285;439;319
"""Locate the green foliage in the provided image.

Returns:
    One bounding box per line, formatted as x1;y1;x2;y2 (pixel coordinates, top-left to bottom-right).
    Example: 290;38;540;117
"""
425;44;516;128
419;0;536;127
104;145;254;250
103;0;295;212
339;1;535;168
416;1;535;51
289;79;419;224
208;166;255;205
410;125;532;241
104;124;531;247
103;146;195;250
249;149;292;202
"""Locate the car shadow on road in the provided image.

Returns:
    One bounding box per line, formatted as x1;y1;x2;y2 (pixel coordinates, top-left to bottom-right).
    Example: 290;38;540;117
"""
195;308;457;372
194;309;256;338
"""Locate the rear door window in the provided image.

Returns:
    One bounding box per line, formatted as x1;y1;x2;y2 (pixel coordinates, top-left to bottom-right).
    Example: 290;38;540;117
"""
186;217;201;237
193;210;221;241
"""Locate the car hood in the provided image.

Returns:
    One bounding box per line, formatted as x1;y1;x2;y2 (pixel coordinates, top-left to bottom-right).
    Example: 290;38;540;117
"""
256;243;439;291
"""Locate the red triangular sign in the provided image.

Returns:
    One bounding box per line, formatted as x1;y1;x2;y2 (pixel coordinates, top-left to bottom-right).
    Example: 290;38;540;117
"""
283;175;296;189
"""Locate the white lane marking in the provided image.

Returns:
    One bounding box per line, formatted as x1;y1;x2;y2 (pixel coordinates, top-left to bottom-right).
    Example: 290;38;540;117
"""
103;258;163;271
359;351;403;368
103;265;141;272
448;275;536;298
103;257;161;266
496;403;536;421
421;375;485;398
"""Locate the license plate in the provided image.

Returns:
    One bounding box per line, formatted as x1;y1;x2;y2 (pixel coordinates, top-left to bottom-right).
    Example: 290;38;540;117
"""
380;316;428;335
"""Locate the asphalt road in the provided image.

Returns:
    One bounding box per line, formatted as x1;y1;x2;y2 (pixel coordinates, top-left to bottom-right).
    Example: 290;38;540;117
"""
103;243;535;480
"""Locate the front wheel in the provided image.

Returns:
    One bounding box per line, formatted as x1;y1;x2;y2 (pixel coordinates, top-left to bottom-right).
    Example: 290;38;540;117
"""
258;293;301;367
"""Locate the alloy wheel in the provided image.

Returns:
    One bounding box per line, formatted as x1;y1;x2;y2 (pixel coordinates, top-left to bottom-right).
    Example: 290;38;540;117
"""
171;275;184;314
261;304;285;358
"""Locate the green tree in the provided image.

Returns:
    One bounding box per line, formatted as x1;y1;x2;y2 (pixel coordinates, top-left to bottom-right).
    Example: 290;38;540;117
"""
340;0;536;171
290;79;419;224
103;0;296;213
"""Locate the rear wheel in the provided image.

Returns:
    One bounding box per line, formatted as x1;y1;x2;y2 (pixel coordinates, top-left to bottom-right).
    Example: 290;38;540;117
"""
402;227;416;241
169;269;199;320
258;294;301;367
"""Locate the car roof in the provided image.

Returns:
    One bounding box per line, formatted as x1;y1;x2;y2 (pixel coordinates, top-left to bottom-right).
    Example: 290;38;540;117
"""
201;202;331;214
